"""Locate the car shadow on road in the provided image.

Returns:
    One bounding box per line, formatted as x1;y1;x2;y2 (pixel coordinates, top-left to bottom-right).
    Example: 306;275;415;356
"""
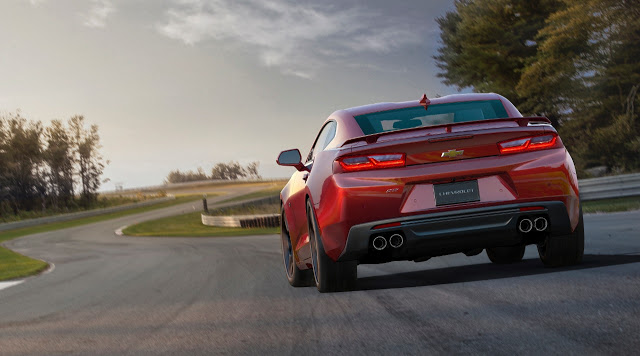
356;254;640;291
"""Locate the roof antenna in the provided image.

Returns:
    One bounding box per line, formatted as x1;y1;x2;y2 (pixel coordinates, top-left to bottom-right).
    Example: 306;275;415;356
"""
419;93;431;111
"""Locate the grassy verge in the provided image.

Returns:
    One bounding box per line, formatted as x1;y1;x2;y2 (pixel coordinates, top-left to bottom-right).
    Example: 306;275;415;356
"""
583;196;640;213
123;211;278;237
0;248;49;281
216;184;283;204
0;195;204;281
1;194;164;224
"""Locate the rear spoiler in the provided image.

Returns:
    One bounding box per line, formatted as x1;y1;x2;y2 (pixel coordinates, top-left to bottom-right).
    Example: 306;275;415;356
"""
341;116;552;146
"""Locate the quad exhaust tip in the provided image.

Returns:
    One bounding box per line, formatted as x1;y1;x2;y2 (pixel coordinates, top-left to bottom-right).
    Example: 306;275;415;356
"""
372;236;387;251
389;234;404;248
534;217;548;231
518;218;533;233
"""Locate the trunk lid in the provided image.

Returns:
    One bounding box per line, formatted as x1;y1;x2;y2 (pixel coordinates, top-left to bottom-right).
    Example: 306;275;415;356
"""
340;117;554;165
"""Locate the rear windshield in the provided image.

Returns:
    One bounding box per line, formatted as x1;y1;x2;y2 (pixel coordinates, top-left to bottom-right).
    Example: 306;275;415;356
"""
354;100;509;135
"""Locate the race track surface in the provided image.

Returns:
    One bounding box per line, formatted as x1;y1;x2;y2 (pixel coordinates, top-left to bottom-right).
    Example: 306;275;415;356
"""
1;195;639;355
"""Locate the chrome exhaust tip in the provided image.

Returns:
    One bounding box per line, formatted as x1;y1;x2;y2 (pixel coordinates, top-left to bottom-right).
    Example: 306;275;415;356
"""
518;218;533;233
389;234;404;248
372;236;387;250
534;217;548;232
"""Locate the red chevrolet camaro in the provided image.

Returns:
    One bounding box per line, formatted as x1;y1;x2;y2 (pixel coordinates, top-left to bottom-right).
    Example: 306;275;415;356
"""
277;93;583;293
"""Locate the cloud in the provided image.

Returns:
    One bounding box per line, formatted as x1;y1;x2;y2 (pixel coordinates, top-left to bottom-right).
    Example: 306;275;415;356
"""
82;0;115;28
157;0;425;78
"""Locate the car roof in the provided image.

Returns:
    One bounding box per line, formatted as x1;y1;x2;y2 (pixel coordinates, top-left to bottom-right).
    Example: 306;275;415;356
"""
342;93;508;117
322;93;522;149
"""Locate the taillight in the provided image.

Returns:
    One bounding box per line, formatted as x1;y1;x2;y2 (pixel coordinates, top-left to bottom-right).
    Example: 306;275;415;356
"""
498;134;558;154
337;153;405;172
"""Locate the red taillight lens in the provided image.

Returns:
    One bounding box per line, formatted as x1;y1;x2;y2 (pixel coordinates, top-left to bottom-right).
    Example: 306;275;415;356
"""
338;153;405;172
498;134;558;154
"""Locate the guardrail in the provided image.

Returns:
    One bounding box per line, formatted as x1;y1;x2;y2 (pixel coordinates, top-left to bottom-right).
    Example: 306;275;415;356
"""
579;173;640;201
201;196;280;228
0;196;175;232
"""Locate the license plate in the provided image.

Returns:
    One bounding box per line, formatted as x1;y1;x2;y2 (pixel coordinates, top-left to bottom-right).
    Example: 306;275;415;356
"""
434;180;480;206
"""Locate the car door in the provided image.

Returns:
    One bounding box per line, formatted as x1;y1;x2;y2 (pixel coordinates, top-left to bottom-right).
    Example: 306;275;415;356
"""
289;121;337;262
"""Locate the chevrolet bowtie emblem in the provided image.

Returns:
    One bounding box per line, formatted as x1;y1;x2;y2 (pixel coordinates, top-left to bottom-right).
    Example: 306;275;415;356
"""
441;149;464;158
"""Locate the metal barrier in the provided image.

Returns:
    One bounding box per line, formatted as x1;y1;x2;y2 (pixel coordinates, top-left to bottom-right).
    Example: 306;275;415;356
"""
579;173;640;201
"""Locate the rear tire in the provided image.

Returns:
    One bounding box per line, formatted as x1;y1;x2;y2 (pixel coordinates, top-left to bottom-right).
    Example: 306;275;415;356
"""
281;207;313;287
486;245;525;264
537;207;584;267
307;201;357;293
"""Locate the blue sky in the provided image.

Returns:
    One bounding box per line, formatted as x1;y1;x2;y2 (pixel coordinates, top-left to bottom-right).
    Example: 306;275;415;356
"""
0;0;461;190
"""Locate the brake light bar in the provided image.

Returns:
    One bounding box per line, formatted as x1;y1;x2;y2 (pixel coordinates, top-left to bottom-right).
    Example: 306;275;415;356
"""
337;153;405;172
498;133;558;154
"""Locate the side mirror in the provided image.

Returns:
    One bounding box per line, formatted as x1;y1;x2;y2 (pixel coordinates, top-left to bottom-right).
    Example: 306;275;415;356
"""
277;149;309;172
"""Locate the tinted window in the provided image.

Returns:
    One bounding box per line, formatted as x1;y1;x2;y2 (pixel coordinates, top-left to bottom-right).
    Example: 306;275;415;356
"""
354;100;509;135
306;121;337;163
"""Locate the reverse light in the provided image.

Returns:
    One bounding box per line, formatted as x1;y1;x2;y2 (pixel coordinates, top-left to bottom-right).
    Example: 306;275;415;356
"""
337;153;405;172
498;134;558;154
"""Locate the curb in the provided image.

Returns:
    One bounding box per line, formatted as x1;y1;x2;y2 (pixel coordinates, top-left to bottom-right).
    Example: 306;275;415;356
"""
115;226;128;236
201;213;280;228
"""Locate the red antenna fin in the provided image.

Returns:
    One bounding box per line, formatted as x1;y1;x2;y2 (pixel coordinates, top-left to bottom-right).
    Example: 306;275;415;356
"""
419;93;431;110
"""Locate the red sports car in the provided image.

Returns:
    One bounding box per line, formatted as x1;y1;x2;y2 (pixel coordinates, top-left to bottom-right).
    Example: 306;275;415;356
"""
277;93;583;293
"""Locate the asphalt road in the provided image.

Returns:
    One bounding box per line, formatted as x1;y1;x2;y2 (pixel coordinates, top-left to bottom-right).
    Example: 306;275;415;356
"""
1;195;639;354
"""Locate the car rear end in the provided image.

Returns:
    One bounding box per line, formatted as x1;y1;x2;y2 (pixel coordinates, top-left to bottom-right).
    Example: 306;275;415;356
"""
314;96;580;264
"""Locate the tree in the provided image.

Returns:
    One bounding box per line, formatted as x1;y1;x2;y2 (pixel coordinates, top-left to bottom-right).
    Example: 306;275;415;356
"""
1;114;43;213
519;0;640;172
165;161;262;183
69;116;105;206
0;112;107;219
0;119;9;216
165;168;209;184
210;161;245;180
245;161;261;180
435;0;640;173
434;0;563;123
43;119;75;208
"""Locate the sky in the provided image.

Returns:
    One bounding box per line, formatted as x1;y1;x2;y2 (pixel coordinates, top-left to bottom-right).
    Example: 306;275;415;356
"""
0;0;462;191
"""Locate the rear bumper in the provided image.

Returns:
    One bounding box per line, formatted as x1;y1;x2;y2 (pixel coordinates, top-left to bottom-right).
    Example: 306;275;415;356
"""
337;201;571;262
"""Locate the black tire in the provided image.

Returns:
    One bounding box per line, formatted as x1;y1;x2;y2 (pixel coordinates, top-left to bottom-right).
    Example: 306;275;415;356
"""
486;245;526;264
307;201;357;293
281;207;313;287
537;207;585;267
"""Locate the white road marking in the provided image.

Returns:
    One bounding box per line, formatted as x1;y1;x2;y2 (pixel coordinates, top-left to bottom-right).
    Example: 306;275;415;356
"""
0;280;24;291
43;262;55;274
115;226;128;236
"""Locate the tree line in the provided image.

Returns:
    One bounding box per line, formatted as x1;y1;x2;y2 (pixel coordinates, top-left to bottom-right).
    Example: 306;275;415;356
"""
0;112;106;219
435;0;639;175
165;161;261;184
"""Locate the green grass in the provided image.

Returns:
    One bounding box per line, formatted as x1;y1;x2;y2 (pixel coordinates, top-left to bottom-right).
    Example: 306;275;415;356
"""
122;211;278;237
0;248;49;281
216;184;283;204
583;196;640;213
0;195;204;281
0;194;164;224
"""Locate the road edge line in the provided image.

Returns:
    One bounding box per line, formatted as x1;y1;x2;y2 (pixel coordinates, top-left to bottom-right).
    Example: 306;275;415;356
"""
115;226;128;236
